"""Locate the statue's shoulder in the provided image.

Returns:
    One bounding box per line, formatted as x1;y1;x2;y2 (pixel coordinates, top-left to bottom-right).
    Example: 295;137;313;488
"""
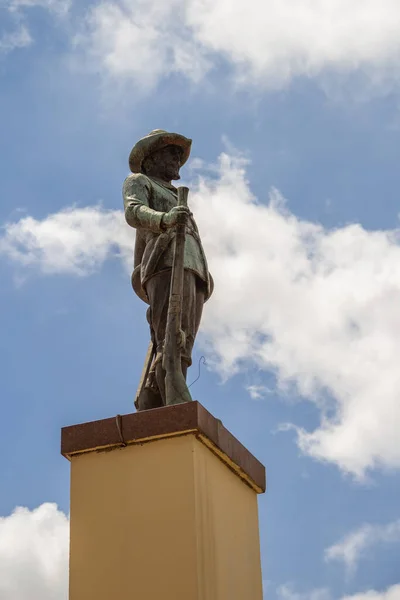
122;173;153;203
123;172;151;187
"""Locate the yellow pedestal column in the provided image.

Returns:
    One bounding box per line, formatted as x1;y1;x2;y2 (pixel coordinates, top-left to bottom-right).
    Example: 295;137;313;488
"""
62;402;266;600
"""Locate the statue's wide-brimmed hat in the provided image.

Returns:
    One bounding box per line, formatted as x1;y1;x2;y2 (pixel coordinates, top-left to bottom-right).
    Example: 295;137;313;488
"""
129;129;192;173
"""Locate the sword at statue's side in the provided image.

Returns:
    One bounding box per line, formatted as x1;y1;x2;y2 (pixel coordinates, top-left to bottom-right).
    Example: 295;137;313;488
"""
163;186;192;406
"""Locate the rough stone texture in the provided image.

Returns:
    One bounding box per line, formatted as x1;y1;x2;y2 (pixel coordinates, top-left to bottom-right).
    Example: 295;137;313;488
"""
61;401;266;493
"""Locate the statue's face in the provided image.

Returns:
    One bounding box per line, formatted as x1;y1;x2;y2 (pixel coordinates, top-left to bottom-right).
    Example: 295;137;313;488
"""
144;145;183;181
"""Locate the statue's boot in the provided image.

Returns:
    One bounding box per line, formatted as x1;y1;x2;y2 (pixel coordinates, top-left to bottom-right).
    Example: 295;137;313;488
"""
136;386;164;411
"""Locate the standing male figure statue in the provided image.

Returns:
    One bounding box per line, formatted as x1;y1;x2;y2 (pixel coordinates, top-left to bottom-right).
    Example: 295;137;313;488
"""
123;130;213;411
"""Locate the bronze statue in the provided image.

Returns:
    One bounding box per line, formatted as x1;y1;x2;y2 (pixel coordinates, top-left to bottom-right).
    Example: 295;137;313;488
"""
123;130;213;411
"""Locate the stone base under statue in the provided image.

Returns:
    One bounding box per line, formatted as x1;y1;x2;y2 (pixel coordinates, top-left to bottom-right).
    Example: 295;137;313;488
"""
62;401;266;600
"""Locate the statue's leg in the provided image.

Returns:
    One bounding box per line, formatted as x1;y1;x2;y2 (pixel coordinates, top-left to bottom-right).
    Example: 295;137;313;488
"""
180;273;206;377
155;361;166;404
144;271;171;406
146;271;206;404
136;310;163;411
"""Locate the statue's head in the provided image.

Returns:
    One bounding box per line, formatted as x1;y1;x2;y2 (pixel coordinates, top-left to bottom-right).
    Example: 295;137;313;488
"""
142;144;183;182
129;130;192;183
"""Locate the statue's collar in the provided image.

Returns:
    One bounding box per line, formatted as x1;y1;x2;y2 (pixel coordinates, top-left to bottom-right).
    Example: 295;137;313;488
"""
148;176;177;192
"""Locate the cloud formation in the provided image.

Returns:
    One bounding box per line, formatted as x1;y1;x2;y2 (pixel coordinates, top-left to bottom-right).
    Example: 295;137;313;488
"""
75;0;209;92
76;0;400;93
1;0;71;56
3;154;400;478
188;152;400;478
7;0;70;17
0;503;68;600
0;206;133;277
342;585;400;600
277;584;400;600
278;584;331;600
0;22;31;53
325;519;400;574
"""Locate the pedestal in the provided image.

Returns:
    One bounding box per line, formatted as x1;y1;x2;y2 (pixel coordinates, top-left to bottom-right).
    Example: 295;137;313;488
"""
62;401;266;600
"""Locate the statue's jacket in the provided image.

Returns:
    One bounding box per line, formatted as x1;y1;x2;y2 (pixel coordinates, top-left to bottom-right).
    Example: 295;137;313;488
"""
123;173;213;303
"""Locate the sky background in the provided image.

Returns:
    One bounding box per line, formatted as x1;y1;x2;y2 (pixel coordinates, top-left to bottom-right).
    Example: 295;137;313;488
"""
1;0;400;598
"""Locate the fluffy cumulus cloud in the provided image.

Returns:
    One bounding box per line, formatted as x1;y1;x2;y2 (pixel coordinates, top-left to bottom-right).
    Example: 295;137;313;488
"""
0;205;133;277
6;0;71;16
0;22;31;53
246;384;273;401
0;0;71;55
342;586;400;600
75;0;209;91
277;585;400;600
325;519;400;574
76;0;400;93
278;584;331;600
0;503;69;600
4;154;400;478
186;152;400;478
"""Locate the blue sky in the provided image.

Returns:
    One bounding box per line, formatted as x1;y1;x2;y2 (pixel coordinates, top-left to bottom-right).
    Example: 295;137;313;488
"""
1;0;400;598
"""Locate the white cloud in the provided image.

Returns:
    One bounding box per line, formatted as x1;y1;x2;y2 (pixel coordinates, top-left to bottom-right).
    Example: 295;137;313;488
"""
277;584;331;600
0;503;69;600
74;0;209;93
342;585;400;600
188;152;400;478
277;585;400;600
0;205;133;277
246;385;272;401
7;0;71;17
4;153;400;478
0;22;31;53
1;0;70;56
325;519;400;574
75;0;400;94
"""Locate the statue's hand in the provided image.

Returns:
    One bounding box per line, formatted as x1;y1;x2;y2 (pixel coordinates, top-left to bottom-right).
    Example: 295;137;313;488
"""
162;206;191;229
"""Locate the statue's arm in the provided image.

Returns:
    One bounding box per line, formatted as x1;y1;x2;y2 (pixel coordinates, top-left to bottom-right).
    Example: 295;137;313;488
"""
123;174;165;233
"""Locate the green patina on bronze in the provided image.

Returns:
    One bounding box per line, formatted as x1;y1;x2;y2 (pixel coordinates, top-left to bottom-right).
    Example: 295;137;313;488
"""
123;130;213;411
